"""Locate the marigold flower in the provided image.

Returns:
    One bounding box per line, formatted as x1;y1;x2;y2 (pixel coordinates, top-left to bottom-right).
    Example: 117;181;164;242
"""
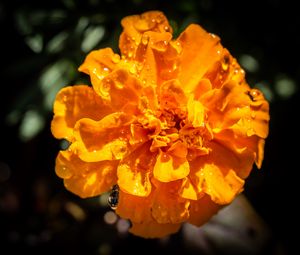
51;11;269;238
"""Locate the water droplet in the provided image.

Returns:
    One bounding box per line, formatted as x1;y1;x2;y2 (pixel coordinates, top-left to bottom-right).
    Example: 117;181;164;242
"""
141;34;149;45
129;65;136;74
211;33;217;38
247;89;261;102
163;40;168;46
217;50;221;55
251;112;256;118
63;95;67;102
108;184;119;210
221;55;230;71
164;26;170;32
103;67;109;72
111;54;120;63
128;51;133;58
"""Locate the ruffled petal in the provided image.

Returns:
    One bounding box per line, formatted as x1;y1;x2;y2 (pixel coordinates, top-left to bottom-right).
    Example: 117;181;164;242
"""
116;190;152;223
56;150;118;198
177;24;223;93
51;85;112;140
153;148;189;182
117;142;154;197
78;48;117;87
187;96;206;127
213;129;264;177
119;11;172;58
178;177;199;200
93;69;143;113
151;181;190;224
72;113;134;162
159;79;187;110
201;81;270;139
129;221;181;239
188;194;221;226
189;142;245;204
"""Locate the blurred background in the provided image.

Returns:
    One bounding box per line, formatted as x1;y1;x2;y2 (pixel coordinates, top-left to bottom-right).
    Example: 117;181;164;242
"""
0;0;299;254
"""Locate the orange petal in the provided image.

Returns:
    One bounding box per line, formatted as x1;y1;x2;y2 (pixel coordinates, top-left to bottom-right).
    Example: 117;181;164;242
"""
151;181;190;224
117;142;154;197
203;48;246;89
119;11;172;58
193;79;212;100
177;24;223;93
188;194;221;227
72;113;134;162
129;221;181;239
93;69;143;113
159;79;187;110
116;190;152;223
51;85;112;140
189;142;245;204
56;150;118;198
153;150;189;182
201;81;270;139
78;48;117;89
203;164;244;204
214;129;264;177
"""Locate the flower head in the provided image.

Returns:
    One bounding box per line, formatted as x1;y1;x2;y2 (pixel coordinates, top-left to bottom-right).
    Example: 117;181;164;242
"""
51;11;269;238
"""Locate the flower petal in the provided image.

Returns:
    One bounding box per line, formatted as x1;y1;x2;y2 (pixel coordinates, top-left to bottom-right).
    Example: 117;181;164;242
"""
119;11;172;58
213;128;266;177
56;150;118;198
187;96;206;127
78;48;116;84
93;69;143;113
129;221;181;239
117;142;154;197
153;149;190;182
179;177;199;200
151;181;190;224
201;81;270;139
189;142;245;204
51;85;112;140
72;113;134;162
116;190;152;223
188;194;221;227
177;24;223;93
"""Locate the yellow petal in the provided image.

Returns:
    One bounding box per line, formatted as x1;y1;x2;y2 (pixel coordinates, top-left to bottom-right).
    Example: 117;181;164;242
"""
187;96;205;127
51;85;111;140
153;150;190;182
117;142;154;197
179;177;199;200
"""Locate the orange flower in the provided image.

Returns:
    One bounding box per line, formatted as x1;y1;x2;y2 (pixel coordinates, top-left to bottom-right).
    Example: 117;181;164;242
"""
51;11;269;238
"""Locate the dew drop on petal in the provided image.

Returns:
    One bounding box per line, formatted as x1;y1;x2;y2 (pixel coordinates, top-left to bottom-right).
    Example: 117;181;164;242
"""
221;55;230;71
141;34;149;45
111;54;120;64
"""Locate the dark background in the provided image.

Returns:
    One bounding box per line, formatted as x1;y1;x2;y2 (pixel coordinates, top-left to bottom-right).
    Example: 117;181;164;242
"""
0;0;299;254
